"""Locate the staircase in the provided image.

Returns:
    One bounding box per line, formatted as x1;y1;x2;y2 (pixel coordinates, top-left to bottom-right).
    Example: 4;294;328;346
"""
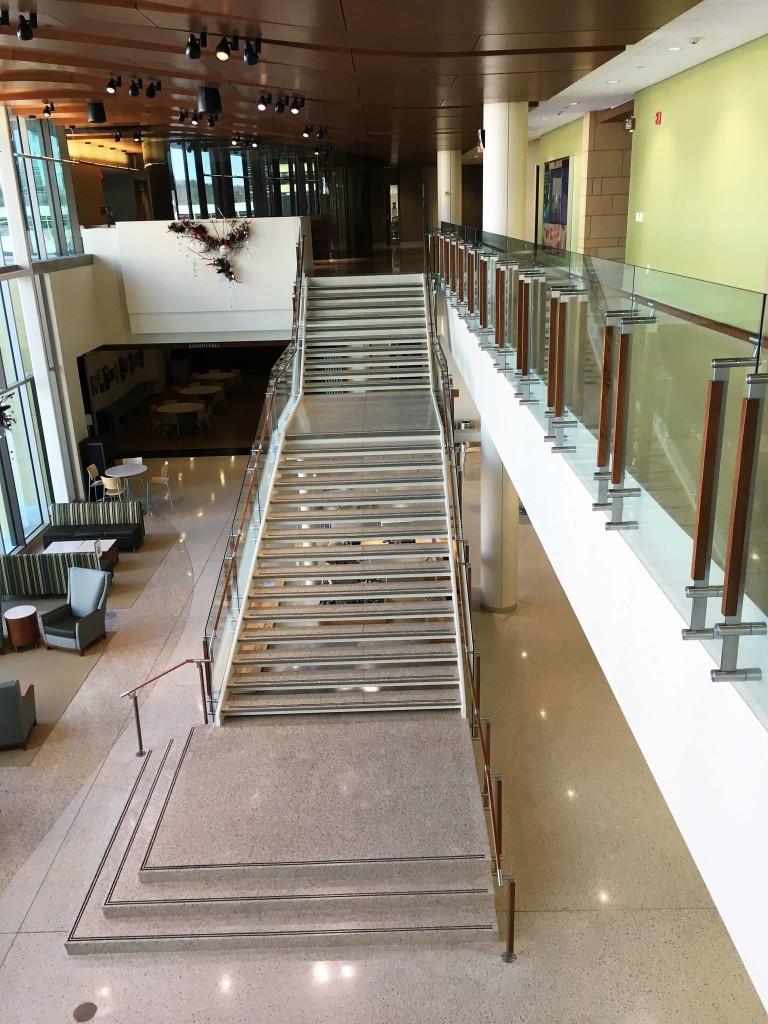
221;274;462;718
302;275;432;392
67;273;495;955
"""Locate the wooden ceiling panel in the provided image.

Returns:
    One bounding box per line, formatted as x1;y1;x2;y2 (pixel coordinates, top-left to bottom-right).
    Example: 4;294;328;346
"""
0;0;702;164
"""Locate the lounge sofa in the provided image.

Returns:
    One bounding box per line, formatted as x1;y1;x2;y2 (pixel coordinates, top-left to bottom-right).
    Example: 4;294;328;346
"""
42;501;145;552
0;552;104;603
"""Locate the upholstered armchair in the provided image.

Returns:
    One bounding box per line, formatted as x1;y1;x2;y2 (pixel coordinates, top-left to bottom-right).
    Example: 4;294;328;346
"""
40;567;111;655
0;679;36;750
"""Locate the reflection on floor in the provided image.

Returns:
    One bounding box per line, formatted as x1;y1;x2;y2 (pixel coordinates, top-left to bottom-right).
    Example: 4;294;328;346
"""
0;450;765;1021
312;247;426;278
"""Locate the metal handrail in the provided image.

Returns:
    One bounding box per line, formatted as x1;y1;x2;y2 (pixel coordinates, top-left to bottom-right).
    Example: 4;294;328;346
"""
207;236;306;644
424;244;503;885
120;658;211;757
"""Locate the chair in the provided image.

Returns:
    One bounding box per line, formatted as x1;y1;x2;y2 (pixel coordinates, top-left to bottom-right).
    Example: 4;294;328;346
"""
148;405;163;435
148;460;174;511
101;475;126;502
196;407;213;432
40;567;110;656
86;463;103;501
122;457;143;465
0;679;37;750
160;410;180;436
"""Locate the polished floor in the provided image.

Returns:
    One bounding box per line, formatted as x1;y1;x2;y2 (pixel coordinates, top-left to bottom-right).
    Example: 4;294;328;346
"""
0;449;764;1021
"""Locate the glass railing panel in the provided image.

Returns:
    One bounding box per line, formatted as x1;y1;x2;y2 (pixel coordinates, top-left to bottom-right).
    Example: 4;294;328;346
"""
732;405;768;729
587;256;634;316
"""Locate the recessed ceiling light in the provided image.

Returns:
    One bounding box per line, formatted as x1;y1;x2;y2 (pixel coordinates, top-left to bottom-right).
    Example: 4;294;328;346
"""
569;101;578;106
668;46;681;51
608;79;620;84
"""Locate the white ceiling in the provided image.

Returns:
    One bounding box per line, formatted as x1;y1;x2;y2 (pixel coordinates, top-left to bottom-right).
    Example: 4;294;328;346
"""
527;0;768;139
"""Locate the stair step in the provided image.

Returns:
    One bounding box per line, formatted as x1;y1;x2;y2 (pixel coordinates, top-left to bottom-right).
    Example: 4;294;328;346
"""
229;666;460;689
238;620;455;644
252;562;452;583
281;446;440;461
256;544;449;563
277;458;442;473
246;580;452;601
221;686;461;714
232;644;457;667
305;338;428;348
243;601;454;622
272;472;443;489
268;505;450;524
262;523;447;542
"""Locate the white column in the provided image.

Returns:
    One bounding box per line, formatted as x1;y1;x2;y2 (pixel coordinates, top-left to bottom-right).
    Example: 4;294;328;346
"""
480;421;518;612
482;101;528;239
437;149;462;226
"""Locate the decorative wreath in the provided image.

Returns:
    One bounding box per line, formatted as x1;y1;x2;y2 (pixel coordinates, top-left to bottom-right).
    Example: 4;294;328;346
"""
168;217;250;283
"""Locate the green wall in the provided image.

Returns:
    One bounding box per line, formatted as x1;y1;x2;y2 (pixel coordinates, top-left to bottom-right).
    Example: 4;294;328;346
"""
538;118;584;251
626;34;768;304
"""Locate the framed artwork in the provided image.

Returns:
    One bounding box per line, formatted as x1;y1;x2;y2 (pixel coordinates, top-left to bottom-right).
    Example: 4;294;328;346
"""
542;157;570;251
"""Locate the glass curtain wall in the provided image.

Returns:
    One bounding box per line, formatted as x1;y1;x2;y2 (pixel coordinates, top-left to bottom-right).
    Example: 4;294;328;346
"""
11;117;82;261
0;278;51;549
168;140;374;258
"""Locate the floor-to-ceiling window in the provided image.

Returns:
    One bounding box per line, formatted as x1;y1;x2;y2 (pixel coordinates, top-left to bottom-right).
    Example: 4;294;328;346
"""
0;278;51;548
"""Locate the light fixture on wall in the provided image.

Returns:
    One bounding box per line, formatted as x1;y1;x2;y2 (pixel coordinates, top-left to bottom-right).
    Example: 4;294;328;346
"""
105;76;122;94
243;38;261;66
257;94;271;111
185;32;207;59
16;13;36;40
42;102;54;117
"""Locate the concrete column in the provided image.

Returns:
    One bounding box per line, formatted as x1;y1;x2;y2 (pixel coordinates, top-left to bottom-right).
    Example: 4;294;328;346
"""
482;101;528;239
480;422;518;613
437;149;462;226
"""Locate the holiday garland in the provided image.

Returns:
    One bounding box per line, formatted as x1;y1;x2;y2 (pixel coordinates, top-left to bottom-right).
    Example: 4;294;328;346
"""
168;217;250;282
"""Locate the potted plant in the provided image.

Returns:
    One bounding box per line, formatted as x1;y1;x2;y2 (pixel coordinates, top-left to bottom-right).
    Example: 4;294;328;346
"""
0;402;15;436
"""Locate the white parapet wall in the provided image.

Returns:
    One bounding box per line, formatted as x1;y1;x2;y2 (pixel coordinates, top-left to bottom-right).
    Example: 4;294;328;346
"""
440;292;768;1012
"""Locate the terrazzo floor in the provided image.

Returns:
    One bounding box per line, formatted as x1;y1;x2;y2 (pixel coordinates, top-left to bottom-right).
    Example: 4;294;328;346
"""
0;446;765;1022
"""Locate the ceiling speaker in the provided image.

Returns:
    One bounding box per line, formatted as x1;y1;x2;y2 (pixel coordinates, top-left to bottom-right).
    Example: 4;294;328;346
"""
87;101;107;124
197;86;222;114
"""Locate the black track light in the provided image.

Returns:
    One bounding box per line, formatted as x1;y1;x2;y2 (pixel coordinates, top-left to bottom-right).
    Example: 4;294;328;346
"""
215;36;231;61
133;128;141;143
16;13;35;41
313;144;320;155
190;112;200;126
114;130;121;142
231;134;239;146
177;110;187;123
316;125;327;139
274;96;285;113
257;94;271;112
105;76;121;94
186;31;207;59
128;79;142;98
87;101;106;124
243;38;261;66
42;103;54;118
145;80;161;99
302;124;312;138
290;97;301;114
186;143;193;153
251;136;259;148
207;114;216;128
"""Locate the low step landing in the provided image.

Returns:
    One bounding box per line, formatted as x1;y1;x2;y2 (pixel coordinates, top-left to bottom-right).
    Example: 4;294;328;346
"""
67;719;495;953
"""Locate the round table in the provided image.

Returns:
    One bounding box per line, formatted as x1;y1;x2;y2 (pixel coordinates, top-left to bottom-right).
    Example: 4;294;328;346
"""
105;463;147;500
156;403;204;415
195;371;238;383
177;385;223;397
5;605;40;652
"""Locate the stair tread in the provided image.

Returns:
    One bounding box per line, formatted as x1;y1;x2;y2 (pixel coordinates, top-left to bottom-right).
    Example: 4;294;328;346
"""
229;664;460;685
263;524;447;540
244;600;453;620
223;686;460;710
247;580;452;600
233;645;457;665
238;620;456;642
252;562;452;581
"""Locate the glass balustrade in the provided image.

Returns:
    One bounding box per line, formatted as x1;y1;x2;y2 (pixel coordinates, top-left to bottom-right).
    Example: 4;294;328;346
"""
432;221;768;731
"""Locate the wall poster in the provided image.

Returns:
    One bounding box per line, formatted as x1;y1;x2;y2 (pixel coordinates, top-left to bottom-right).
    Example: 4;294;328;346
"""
542;157;570;250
